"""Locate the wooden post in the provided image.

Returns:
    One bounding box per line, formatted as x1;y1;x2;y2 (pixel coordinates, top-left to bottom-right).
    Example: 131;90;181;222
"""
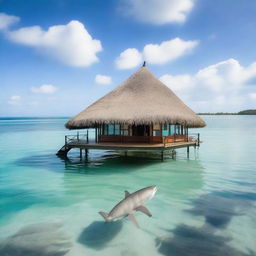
95;126;98;143
124;151;127;157
197;133;200;147
65;135;67;150
174;124;176;142
86;129;89;143
80;148;82;159
161;150;164;161
150;124;153;143
187;146;189;158
77;131;79;141
85;149;88;161
171;149;176;159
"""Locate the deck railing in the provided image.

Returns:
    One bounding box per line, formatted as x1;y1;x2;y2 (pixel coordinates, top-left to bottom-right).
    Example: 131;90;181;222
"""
187;133;200;146
64;131;200;146
65;131;89;146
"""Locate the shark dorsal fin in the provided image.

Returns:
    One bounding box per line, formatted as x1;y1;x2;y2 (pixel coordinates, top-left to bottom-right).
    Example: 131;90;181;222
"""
124;190;130;198
128;214;140;228
136;206;152;217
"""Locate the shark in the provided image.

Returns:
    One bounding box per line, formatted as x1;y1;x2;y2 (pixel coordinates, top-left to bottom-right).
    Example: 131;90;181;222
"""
99;186;157;228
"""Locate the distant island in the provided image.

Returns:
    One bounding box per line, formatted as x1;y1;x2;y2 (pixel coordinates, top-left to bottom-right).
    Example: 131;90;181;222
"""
198;109;256;115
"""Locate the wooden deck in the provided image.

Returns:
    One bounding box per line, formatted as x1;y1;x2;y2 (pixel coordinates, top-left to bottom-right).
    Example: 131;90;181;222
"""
57;138;199;159
56;132;201;160
68;141;197;150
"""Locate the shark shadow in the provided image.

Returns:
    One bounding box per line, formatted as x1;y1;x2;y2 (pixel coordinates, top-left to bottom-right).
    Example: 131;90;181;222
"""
77;220;123;250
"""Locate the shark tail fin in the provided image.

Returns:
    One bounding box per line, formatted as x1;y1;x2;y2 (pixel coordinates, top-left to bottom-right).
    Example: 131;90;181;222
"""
99;211;109;222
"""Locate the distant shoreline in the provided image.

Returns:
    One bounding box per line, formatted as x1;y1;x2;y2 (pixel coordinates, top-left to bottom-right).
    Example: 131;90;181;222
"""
198;109;256;115
0;110;255;119
0;117;70;120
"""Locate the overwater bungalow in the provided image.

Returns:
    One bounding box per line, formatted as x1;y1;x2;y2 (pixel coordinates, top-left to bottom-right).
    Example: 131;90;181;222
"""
57;64;206;160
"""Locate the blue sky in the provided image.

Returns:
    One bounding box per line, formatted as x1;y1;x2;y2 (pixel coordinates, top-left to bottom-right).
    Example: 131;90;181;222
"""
1;0;256;116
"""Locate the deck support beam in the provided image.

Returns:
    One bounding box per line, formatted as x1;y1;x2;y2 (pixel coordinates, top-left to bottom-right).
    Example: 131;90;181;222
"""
85;149;88;161
171;149;176;159
80;148;82;159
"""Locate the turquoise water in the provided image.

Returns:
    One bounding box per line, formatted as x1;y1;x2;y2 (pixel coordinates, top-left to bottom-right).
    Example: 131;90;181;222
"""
0;116;255;256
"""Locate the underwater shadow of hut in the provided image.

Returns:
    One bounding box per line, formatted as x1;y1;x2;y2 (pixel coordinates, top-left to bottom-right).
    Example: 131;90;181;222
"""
0;222;72;256
186;191;256;229
156;224;255;256
14;149;162;175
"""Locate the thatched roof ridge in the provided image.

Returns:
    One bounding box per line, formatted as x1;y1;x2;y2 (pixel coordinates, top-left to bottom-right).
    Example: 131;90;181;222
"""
66;67;206;129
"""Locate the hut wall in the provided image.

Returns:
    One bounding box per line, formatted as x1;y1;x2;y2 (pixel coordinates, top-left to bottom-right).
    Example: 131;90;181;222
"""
98;123;187;144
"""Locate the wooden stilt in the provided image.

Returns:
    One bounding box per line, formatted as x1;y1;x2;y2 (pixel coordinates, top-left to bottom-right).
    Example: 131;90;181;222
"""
124;151;127;157
95;126;98;143
171;149;176;159
187;146;189;158
85;149;88;161
80;148;82;159
161;150;164;161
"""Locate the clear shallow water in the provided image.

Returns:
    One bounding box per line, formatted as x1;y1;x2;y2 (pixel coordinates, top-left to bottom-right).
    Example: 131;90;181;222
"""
0;116;255;256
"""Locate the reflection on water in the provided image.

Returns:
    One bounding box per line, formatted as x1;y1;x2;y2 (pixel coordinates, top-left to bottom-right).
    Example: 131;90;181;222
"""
78;221;123;250
0;222;72;256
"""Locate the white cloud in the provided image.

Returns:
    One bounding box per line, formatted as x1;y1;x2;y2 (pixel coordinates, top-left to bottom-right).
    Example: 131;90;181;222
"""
7;20;102;67
143;38;198;64
0;13;19;30
115;48;143;69
160;58;256;112
160;74;192;92
116;38;198;69
31;84;57;94
8;95;21;105
248;93;256;100
120;0;194;25
95;74;112;85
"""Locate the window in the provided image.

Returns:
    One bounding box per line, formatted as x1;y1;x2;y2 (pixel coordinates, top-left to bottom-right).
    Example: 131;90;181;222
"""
162;124;168;136
169;125;175;135
123;130;128;136
114;124;120;135
108;124;114;135
154;130;161;136
153;123;161;136
175;125;181;135
103;124;108;135
121;124;129;136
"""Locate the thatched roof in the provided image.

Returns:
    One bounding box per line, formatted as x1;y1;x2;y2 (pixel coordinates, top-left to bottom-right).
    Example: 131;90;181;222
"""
66;66;206;129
